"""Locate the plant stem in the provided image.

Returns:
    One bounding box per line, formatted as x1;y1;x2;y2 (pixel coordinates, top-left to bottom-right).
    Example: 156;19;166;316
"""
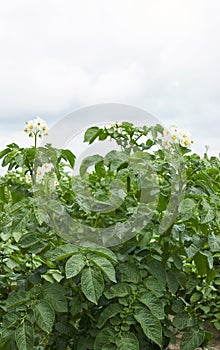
34;133;37;148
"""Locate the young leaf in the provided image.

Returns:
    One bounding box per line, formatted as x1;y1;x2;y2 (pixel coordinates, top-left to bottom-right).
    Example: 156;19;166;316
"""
81;266;104;304
34;300;55;333
65;253;86;278
15;321;34;350
134;306;162;347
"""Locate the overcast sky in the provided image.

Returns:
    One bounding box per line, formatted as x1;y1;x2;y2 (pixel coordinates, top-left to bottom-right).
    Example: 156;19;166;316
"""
0;0;219;157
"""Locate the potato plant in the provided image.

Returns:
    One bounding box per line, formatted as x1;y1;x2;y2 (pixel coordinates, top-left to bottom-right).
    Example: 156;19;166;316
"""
0;121;219;349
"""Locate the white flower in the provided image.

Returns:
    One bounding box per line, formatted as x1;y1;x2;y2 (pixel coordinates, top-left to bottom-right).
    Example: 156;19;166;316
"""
36;167;44;182
54;180;59;186
42;163;54;173
24;117;48;138
36;163;54;182
179;130;193;147
25;171;32;183
160;124;193;149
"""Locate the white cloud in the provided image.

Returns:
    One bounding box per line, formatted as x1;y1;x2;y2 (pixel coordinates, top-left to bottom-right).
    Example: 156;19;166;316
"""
0;0;219;155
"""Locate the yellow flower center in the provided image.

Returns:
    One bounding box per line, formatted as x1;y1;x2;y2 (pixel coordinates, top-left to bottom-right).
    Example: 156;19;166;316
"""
172;135;177;140
184;140;189;146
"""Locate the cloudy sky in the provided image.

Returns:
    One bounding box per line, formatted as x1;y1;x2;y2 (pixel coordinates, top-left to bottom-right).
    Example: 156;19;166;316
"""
0;0;219;157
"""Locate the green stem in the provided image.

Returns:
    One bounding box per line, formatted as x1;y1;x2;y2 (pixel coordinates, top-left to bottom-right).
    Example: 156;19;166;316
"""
34;133;37;148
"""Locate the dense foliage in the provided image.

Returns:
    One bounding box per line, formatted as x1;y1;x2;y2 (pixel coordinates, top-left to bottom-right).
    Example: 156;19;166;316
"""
0;122;219;349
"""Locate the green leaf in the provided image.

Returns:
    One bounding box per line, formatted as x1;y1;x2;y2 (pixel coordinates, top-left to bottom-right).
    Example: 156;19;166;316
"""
43;284;68;312
60;149;75;168
208;232;220;252
201;250;213;269
84;246;117;262
0;329;16;350
190;292;202;303
65;253;86;278
94;326;116;349
104;283;131;299
145;258;166;288
144;276;164;297
81;266;104;304
45;244;79;260
2;150;21;167
95;160;106;177
6;291;30;309
138;291;164;319
166;270;179;294
19;233;40;248
29;241;48;254
120;263;141;284
201;209;215;224
80;154;103;176
87;253;116;282
178;198;197;221
0;147;11;159
1;312;19;329
15;321;34;350
104;150;129;170
134;306;162;347
180;328;204;350
84;126;101;144
34;300;55;333
173;312;191;330
116;332;140;350
194;252;207;276
97;303;123;328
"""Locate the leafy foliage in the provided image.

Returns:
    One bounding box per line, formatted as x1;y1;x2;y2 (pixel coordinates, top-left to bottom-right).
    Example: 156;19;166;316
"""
0;122;219;349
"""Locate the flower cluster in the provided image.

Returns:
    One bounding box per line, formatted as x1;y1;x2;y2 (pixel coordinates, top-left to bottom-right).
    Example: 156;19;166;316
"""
160;125;193;149
24;117;48;139
36;163;54;182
